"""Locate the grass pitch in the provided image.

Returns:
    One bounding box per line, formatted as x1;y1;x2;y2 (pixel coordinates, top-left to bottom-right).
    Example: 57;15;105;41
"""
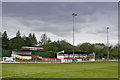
2;61;118;78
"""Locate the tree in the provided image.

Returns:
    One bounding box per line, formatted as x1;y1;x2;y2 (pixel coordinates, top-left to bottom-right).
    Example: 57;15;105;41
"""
56;40;60;51
9;37;25;50
100;46;107;58
1;30;119;59
23;33;38;46
93;43;105;58
38;41;42;46
24;37;32;46
110;45;118;59
58;40;73;51
28;33;33;46
43;41;58;52
41;33;48;45
22;35;26;40
22;35;31;46
16;30;21;37
2;31;9;50
48;38;52;43
32;33;37;46
77;42;94;52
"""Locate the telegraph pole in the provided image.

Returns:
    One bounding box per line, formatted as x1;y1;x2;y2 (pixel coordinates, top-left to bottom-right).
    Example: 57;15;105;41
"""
107;27;109;61
72;12;77;61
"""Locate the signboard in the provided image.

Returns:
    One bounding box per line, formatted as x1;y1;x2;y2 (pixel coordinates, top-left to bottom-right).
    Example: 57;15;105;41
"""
22;46;43;51
3;57;15;62
89;59;95;61
61;59;72;62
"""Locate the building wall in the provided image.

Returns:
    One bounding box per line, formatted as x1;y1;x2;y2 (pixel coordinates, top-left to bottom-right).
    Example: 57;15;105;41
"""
57;54;89;59
12;50;32;55
11;54;32;60
57;52;95;62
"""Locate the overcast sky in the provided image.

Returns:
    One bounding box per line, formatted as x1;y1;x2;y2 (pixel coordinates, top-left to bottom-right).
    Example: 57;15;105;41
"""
2;2;118;45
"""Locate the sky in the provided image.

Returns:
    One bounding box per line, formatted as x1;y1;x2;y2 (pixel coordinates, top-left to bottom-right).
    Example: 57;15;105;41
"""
2;0;120;2
2;2;118;45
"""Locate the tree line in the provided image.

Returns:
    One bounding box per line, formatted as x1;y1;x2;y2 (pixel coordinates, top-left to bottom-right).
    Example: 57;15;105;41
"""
1;30;118;59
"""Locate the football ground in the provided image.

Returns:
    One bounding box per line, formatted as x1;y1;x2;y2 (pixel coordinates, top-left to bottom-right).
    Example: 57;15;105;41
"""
2;61;118;78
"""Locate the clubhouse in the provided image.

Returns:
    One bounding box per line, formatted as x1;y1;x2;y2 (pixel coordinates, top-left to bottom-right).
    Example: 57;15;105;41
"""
11;46;43;60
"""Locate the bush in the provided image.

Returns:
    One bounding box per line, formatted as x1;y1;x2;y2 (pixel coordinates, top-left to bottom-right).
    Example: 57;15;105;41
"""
34;51;57;58
2;49;12;57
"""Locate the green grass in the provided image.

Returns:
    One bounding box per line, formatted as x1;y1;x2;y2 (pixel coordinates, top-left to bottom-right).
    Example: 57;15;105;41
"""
2;61;118;78
15;58;61;62
0;57;2;61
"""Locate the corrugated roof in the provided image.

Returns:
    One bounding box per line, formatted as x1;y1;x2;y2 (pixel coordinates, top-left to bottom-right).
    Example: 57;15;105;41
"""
58;50;93;54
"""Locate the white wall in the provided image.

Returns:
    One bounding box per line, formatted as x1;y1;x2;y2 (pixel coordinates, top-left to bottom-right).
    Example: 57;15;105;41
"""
11;54;32;60
12;51;32;55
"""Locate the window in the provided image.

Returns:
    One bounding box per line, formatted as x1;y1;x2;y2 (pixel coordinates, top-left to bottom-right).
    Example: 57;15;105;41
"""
58;54;63;56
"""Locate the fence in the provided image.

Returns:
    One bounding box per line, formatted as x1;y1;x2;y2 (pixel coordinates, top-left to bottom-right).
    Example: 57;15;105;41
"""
34;52;57;58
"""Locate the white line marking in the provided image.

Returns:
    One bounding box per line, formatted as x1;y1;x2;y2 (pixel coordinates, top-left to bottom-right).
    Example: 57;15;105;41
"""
2;72;49;78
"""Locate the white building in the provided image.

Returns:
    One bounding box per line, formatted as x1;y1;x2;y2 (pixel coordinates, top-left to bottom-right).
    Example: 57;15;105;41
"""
11;50;32;60
11;46;43;60
57;50;95;62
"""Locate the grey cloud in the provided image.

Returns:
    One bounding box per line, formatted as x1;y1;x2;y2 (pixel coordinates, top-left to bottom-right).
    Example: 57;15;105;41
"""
2;0;120;2
2;2;118;45
86;29;106;35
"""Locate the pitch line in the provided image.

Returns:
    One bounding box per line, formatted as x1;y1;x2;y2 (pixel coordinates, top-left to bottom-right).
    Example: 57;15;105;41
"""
2;70;77;78
2;72;49;78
